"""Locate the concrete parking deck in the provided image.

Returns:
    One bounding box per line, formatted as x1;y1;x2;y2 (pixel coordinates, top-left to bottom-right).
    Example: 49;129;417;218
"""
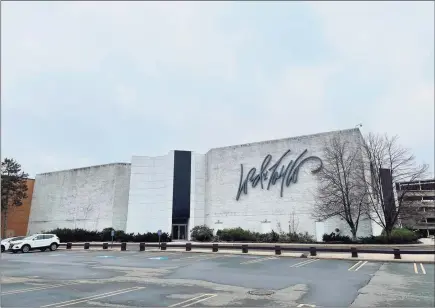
1;250;434;307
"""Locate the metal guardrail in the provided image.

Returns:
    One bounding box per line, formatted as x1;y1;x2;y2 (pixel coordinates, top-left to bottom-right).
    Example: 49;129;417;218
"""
59;242;435;260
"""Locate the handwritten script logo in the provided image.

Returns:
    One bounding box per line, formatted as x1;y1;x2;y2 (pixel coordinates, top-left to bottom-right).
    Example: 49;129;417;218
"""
236;149;323;201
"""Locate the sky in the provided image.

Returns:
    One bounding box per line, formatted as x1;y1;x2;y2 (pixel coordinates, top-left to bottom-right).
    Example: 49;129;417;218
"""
2;1;434;178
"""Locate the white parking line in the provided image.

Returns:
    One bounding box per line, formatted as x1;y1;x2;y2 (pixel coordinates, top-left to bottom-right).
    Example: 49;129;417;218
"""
169;294;217;307
240;256;278;265
413;263;427;275
41;286;145;307
420;263;427;275
1;282;82;295
348;261;368;272
175;255;223;262
348;261;362;271
185;254;209;259
290;259;319;268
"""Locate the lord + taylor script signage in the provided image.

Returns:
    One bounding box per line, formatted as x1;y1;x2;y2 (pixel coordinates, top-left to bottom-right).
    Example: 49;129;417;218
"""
236;149;323;201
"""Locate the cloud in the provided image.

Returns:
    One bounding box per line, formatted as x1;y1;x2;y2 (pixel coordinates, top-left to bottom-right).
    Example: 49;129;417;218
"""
2;2;433;177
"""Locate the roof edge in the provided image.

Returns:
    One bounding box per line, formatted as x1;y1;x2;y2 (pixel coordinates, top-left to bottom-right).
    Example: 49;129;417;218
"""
37;162;131;176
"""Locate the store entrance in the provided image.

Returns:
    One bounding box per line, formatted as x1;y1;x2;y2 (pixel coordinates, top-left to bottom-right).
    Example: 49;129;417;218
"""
172;224;187;240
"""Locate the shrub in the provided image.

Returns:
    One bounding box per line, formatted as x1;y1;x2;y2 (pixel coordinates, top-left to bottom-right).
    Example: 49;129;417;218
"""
44;228;171;243
212;228;315;243
217;227;257;242
190;225;214;242
322;232;353;243
358;228;419;244
277;232;315;243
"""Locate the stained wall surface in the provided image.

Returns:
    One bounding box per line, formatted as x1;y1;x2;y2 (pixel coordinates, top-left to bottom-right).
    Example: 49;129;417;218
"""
197;128;373;238
27;163;131;234
125;153;175;234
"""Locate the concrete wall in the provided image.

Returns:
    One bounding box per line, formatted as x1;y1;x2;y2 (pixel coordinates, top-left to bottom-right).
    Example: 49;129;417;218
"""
125;153;174;234
27;163;131;234
199;128;373;238
189;153;206;238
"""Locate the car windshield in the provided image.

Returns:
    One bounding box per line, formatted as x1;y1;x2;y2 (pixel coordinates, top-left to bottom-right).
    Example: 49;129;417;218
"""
22;236;35;240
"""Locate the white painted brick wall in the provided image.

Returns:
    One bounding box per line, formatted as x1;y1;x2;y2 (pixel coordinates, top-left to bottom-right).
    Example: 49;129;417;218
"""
28;163;131;234
192;128;373;238
125;153;174;234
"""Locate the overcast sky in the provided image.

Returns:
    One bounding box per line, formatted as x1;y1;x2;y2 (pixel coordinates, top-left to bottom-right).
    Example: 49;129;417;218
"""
2;1;434;177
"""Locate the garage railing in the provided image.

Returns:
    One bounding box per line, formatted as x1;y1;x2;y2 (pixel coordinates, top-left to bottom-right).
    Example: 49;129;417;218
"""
58;242;435;260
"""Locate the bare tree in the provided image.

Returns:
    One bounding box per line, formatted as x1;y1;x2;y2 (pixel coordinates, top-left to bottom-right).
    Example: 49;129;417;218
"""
360;133;428;238
313;134;369;241
288;209;300;234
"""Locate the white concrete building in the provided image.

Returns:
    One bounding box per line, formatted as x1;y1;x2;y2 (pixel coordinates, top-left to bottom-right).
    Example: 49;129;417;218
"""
126;128;373;240
29;128;375;240
28;163;131;234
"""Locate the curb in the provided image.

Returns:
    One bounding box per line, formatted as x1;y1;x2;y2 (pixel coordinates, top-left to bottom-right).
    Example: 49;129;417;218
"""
57;248;435;263
138;249;435;264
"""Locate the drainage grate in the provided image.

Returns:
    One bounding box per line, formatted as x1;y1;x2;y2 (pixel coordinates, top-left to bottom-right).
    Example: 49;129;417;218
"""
248;290;275;296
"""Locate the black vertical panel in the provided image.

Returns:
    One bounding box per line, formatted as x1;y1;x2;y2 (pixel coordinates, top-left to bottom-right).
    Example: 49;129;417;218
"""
172;150;191;222
380;168;397;224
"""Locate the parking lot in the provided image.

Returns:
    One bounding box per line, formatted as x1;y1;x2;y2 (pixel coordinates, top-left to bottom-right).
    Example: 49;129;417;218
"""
1;249;434;307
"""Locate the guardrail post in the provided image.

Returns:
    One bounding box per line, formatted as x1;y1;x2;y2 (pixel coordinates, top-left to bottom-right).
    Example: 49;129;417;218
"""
212;244;218;252
84;243;90;250
310;247;317;257
242;245;248;253
103;243;108;250
275;245;281;255
139;242;145;251
161;242;167;251
121;242;127;251
66;242;72;249
186;243;191;251
351;247;358;258
394;249;401;259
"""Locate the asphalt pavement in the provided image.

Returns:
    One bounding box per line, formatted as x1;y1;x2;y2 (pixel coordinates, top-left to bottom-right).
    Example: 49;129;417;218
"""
1;249;434;307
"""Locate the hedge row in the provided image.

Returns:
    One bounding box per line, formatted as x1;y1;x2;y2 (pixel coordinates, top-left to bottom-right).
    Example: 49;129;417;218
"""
44;228;171;243
191;226;420;244
323;228;420;244
45;226;419;245
190;226;316;243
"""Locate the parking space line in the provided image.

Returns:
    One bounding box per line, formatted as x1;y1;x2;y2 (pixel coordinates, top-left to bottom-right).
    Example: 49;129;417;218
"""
240;256;278;265
1;282;82;296
290;259;319;268
186;254;208;259
169;294;217;307
172;255;223;262
413;263;426;275
420;263;426;275
41;286;145;307
348;261;368;272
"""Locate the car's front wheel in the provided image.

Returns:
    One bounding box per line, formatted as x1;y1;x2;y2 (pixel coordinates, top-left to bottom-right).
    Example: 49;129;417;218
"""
1;245;4;253
50;243;58;251
21;245;30;253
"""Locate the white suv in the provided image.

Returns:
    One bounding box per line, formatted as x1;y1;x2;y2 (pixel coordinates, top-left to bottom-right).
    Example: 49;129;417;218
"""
9;234;60;253
1;236;26;253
